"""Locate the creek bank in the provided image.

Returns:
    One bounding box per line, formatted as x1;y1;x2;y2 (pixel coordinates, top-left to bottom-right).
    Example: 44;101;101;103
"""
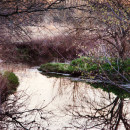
39;71;130;98
39;57;130;82
39;57;130;97
0;71;19;103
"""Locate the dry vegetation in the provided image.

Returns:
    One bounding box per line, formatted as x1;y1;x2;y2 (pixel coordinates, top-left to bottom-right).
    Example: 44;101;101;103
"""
0;0;129;64
0;75;8;104
0;34;97;65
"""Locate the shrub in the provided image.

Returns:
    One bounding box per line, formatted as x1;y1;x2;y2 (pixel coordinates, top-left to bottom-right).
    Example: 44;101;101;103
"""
123;58;130;73
70;57;89;66
0;35;82;65
0;71;19;103
4;71;19;93
70;57;99;74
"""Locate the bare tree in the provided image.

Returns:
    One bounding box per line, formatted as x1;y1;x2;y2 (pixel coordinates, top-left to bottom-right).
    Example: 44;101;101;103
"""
0;0;68;43
75;0;130;58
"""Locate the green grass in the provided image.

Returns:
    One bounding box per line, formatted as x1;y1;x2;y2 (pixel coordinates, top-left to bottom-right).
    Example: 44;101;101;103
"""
70;57;130;80
39;57;130;81
39;63;71;73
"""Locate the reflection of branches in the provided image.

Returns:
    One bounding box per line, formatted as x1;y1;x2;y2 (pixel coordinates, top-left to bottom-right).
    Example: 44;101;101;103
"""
74;98;129;129
56;78;130;130
0;90;54;130
70;95;129;130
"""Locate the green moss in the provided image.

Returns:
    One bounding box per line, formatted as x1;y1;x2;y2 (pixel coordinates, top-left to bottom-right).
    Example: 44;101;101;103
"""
67;65;76;73
39;63;71;73
4;71;19;93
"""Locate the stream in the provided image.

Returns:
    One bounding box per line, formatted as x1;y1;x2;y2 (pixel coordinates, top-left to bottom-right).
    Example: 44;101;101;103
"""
0;63;130;130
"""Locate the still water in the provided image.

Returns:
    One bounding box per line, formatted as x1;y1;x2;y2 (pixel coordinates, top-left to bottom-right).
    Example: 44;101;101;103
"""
1;64;130;130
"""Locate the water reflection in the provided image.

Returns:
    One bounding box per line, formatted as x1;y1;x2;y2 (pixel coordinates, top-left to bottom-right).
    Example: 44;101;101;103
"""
0;65;129;129
0;65;53;129
55;78;130;130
